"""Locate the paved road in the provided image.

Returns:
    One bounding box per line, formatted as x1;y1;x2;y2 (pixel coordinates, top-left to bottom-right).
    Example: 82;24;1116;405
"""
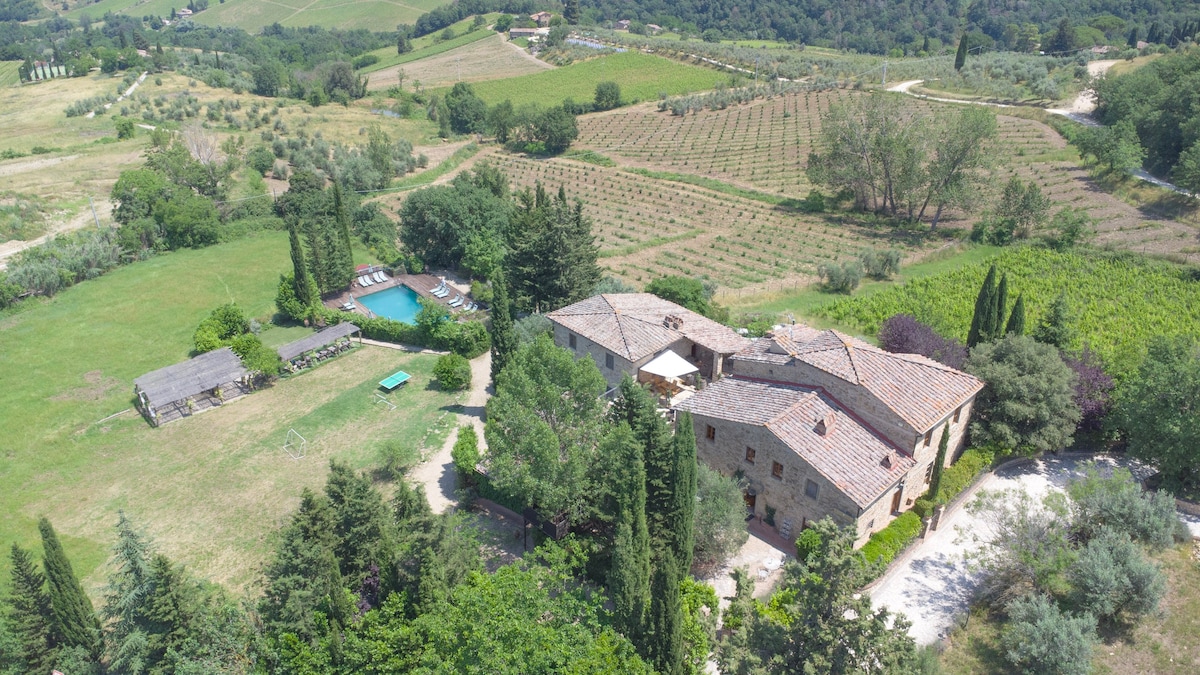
870;455;1156;645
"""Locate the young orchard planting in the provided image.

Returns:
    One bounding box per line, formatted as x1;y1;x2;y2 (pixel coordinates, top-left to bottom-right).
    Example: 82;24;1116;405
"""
486;153;927;290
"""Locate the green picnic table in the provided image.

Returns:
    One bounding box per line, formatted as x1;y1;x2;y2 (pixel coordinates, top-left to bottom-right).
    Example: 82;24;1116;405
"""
379;370;411;390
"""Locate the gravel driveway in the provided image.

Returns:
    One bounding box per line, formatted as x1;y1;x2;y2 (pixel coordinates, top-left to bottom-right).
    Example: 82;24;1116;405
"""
869;455;1158;645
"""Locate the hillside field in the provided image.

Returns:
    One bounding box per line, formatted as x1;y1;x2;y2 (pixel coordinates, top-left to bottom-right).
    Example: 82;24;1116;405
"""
360;17;502;75
574;90;1197;255
0;232;458;591
64;0;452;32
458;52;730;108
368;33;552;91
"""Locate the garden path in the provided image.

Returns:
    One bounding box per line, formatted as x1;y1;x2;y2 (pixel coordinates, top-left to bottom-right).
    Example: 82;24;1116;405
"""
408;350;492;513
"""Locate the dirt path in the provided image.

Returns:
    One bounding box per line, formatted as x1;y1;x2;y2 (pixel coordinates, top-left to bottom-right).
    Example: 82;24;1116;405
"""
0;200;112;269
0;154;80;178
502;37;556;70
407;350;492;513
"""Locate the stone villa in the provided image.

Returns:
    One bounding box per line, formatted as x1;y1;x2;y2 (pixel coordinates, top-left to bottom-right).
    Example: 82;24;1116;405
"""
546;293;749;388
549;294;984;547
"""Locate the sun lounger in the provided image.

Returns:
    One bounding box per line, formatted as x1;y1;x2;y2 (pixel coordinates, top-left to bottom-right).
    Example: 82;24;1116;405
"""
377;271;389;282
449;295;464;307
432;287;449;297
373;271;386;283
358;275;371;287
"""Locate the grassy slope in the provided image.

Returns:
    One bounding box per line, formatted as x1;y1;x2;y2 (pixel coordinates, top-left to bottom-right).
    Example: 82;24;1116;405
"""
0;62;19;87
360;17;501;74
65;0;451;32
462;52;727;107
0;232;457;591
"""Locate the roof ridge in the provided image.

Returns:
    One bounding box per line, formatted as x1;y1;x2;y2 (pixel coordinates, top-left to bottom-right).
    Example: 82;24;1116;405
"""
764;390;818;427
839;332;864;384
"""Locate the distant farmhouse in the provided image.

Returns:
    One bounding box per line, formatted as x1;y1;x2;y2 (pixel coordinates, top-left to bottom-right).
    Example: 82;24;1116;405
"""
552;294;983;547
615;19;631;30
509;27;539;39
530;11;553;26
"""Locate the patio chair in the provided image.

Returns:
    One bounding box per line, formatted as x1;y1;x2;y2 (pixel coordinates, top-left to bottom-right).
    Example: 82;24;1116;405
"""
377;271;389;282
449;295;464;307
432;286;450;297
373;271;386;283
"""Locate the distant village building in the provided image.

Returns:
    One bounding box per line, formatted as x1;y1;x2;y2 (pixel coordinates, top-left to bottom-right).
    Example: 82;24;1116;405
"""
546;294;749;389
1090;45;1113;54
509;27;539;39
1137;40;1149;49
646;24;663;34
615;19;631;30
530;11;552;26
177;7;193;16
676;325;983;546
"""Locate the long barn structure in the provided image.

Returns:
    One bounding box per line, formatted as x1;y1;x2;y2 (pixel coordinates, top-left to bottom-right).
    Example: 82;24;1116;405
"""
276;322;360;362
134;347;251;426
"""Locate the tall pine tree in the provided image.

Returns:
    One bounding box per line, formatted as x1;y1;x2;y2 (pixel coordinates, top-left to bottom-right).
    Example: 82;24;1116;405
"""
489;268;518;382
333;182;355;286
6;544;55;674
954;34;968;71
38;517;102;661
666;412;697;578
324;461;396;591
647;551;685;675
102;510;155;669
1006;294;1026;336
927;423;950;500
967;264;998;348
604;425;652;646
612;377;674;551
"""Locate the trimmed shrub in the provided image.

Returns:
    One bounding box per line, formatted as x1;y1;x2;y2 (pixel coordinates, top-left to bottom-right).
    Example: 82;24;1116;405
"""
817;260;862;293
859;511;922;566
934;448;992;504
451;425;480;478
433;354;471;391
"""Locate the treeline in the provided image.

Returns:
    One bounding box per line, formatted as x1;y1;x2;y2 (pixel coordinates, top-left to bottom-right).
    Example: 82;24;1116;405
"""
573;0;1200;53
1092;47;1200;191
409;0;537;37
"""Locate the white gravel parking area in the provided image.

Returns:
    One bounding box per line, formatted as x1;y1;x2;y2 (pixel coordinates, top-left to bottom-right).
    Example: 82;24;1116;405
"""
869;455;1159;645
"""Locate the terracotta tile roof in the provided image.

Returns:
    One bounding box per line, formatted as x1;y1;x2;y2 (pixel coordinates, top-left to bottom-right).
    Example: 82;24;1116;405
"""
736;326;984;432
546;294;749;361
677;378;912;507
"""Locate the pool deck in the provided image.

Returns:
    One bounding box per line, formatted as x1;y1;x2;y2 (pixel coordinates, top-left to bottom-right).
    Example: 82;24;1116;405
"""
323;273;469;319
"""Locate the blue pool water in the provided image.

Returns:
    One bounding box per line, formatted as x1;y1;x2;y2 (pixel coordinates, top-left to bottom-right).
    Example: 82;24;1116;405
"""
358;285;422;324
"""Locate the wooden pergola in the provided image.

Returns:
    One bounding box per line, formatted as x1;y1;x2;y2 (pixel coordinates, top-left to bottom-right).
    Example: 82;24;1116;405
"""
133;347;251;426
276;322;361;363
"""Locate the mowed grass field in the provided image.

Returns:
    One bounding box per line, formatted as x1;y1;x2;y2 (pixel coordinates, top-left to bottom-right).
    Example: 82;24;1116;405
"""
65;0;452;32
0;62;19;87
574;89;1198;255
460;52;729;108
360;16;502;75
0;232;459;592
368;33;552;91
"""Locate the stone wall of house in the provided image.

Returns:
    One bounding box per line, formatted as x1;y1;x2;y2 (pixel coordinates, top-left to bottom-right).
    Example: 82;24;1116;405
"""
690;412;869;541
552;323;711;388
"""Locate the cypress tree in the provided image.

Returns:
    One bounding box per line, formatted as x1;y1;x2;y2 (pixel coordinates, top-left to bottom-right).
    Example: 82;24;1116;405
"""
667;412;697;577
489;268;518;382
6;544;55;674
605;426;651;645
333;183;355;289
1033;292;1075;350
1127;27;1139;48
324;461;396;590
954;34;968;71
991;273;1008;342
288;222;317;308
967;264;997;348
1006;293;1026;336
38;517;102;661
647;551;684;675
613;377;674;549
928;423;950;501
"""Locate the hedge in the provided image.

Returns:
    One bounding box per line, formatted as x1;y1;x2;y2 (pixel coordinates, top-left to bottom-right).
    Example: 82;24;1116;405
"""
860;511;922;567
934;448;993;504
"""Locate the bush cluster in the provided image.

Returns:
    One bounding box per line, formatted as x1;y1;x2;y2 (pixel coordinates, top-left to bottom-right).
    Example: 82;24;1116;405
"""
817;260;862;293
451;425;480;478
434;354;472;391
932;448;993;504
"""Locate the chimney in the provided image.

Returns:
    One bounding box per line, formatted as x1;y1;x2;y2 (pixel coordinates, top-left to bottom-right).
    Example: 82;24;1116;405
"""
663;314;683;330
880;452;894;469
815;412;836;436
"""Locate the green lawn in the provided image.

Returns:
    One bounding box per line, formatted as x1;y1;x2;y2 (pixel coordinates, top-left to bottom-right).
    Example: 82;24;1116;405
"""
0;62;19;87
65;0;452;32
461;52;728;108
0;232;458;593
361;25;498;75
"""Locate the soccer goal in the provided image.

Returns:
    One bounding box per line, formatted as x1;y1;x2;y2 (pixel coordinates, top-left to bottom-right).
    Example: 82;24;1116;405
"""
374;392;396;411
283;428;307;460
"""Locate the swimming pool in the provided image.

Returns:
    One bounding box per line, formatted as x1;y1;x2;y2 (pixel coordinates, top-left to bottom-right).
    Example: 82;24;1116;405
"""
358;285;423;324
